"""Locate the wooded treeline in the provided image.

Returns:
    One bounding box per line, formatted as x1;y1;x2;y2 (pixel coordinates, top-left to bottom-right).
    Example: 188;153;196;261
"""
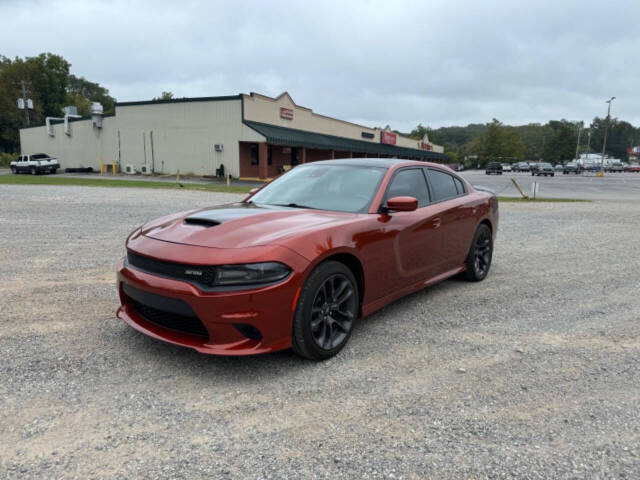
407;117;640;166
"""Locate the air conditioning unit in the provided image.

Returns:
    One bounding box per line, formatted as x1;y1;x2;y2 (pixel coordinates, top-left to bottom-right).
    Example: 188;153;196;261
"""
140;165;152;175
124;165;136;175
214;143;223;152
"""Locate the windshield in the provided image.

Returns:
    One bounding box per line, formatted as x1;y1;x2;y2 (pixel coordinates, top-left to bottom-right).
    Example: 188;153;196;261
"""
540;163;552;167
249;164;386;213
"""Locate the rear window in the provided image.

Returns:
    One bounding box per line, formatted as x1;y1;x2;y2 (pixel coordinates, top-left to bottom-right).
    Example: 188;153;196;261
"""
31;153;49;160
428;168;460;202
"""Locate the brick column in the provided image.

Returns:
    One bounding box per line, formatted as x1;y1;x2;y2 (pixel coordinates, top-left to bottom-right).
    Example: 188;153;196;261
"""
330;150;335;159
258;142;269;179
300;147;307;164
349;151;353;158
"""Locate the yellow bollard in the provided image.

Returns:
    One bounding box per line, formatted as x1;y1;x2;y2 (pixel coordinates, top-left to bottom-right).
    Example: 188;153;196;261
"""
99;159;104;175
176;169;180;184
226;172;230;187
112;160;116;175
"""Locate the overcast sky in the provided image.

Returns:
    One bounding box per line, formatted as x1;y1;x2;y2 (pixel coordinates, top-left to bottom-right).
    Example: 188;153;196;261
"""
2;0;639;132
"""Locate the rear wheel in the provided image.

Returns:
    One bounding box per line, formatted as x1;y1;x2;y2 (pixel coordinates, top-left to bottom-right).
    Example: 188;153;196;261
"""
292;261;358;360
30;167;36;175
464;224;493;282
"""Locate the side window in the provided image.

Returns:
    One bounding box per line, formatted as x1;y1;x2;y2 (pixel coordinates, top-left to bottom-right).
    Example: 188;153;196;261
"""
386;168;430;207
453;177;465;195
428;169;459;201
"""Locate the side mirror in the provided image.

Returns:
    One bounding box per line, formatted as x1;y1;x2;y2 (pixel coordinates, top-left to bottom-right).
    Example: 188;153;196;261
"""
249;188;259;194
386;196;418;212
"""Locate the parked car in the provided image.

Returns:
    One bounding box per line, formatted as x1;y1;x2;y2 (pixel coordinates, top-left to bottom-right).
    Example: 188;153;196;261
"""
485;162;503;175
606;162;624;173
554;164;564;172
512;162;530;172
531;162;554;176
10;153;59;174
116;159;498;360
563;162;581;174
501;163;512;172
625;163;640;172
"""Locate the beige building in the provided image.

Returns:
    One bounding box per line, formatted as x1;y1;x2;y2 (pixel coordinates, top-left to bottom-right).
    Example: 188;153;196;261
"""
20;91;444;180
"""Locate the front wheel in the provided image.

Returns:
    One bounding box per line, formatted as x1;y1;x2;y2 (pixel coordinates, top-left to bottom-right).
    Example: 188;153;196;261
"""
10;166;17;174
464;224;493;282
292;261;358;360
30;167;37;175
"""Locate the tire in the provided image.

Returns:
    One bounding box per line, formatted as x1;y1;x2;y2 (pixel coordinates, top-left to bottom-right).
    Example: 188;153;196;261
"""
551;173;554;177
10;166;16;174
464;224;493;282
292;261;358;360
30;167;37;175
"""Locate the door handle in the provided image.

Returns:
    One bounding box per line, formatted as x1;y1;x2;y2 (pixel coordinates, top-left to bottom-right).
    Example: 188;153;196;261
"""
432;217;441;228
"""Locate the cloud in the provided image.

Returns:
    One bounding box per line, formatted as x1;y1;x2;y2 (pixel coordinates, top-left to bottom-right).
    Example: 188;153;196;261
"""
2;0;638;131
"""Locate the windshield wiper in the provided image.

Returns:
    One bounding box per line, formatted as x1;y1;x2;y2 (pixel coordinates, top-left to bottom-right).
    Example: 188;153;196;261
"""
270;203;317;210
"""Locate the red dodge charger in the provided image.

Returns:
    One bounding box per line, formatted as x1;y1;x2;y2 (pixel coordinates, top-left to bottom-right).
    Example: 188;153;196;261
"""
117;159;498;360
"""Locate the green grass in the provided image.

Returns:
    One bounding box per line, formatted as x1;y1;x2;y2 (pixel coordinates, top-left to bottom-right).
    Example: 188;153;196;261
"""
498;196;590;202
0;175;253;194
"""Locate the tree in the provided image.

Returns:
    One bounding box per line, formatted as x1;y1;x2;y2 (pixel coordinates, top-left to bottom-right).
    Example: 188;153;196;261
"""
67;75;116;115
153;91;175;101
542;120;579;162
470;119;525;166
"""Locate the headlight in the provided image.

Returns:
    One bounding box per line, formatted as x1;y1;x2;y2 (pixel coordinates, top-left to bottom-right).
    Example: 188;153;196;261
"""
215;262;291;286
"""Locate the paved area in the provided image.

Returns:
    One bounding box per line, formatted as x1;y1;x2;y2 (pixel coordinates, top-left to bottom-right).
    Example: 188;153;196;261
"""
1;185;639;479
460;169;640;200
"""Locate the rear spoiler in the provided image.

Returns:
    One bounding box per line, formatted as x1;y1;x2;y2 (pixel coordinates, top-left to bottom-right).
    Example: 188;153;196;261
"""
473;185;496;197
473;185;498;212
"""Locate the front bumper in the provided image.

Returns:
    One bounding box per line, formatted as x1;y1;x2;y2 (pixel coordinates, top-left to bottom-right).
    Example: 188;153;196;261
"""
116;243;308;356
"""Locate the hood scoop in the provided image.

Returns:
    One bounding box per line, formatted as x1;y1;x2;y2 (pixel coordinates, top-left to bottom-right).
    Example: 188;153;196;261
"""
182;205;273;228
184;217;220;228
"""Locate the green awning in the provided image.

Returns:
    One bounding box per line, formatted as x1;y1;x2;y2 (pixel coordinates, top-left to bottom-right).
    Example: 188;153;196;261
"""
244;121;444;160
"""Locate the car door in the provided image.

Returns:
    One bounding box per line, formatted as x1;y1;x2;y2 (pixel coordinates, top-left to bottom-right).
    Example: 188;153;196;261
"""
377;167;446;292
425;168;477;271
17;155;27;172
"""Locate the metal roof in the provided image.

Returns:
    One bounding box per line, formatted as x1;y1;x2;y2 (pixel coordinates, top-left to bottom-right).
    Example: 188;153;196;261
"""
244;121;445;160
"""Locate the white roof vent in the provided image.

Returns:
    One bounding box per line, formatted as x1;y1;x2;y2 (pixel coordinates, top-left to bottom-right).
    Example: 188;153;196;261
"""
90;102;103;114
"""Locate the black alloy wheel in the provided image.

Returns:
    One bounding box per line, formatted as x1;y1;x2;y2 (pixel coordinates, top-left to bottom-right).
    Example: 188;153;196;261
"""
464;224;493;282
310;274;355;350
30;167;36;175
10;166;16;174
292;261;358;360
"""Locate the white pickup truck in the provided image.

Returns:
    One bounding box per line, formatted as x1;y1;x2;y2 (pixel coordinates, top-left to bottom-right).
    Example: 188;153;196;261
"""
10;153;60;175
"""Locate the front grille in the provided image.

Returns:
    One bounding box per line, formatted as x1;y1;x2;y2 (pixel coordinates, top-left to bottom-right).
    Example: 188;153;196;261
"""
127;251;217;287
129;299;209;338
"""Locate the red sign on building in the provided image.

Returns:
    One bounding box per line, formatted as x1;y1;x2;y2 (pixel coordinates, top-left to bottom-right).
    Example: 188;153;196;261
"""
419;141;432;151
280;107;294;120
380;131;397;145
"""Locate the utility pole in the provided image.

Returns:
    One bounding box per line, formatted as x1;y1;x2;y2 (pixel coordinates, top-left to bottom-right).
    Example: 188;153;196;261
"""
575;122;582;159
600;96;615;175
20;80;30;126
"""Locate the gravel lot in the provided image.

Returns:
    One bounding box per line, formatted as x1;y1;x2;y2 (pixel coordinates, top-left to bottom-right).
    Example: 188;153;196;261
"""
1;184;639;479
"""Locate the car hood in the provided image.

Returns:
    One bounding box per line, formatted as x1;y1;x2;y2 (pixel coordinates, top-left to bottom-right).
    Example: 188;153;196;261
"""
142;202;356;249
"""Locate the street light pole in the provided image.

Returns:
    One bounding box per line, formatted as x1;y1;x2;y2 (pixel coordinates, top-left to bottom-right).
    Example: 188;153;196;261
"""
600;96;615;175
